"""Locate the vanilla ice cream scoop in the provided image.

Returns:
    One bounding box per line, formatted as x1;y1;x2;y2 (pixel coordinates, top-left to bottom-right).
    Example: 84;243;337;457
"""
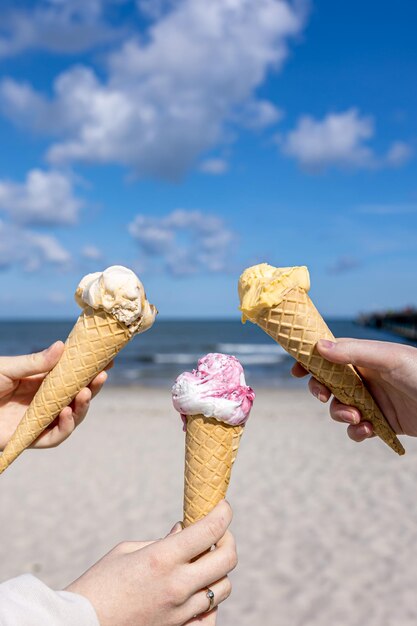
238;263;310;323
172;353;255;427
75;265;157;334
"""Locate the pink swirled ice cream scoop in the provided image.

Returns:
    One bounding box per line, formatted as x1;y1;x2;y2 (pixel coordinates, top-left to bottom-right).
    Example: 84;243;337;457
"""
172;353;255;427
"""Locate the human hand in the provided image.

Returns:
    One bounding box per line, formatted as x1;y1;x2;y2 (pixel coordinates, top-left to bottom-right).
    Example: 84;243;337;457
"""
66;500;237;626
292;338;417;443
0;341;109;451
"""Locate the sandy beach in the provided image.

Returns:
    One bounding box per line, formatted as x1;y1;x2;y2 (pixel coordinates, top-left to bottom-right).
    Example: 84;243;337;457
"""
1;385;417;626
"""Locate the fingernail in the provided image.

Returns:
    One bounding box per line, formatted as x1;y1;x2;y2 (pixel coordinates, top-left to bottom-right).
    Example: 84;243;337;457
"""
357;423;372;437
318;339;335;350
312;386;325;401
44;340;63;355
339;410;359;425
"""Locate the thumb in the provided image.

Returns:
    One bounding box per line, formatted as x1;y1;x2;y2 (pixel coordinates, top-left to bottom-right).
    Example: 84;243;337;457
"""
166;521;183;537
316;338;396;372
0;341;64;380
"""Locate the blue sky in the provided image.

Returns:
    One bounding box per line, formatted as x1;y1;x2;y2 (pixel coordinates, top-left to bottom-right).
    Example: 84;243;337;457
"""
0;0;416;319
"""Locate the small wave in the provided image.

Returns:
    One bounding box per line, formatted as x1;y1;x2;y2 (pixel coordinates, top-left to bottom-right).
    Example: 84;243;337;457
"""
108;367;142;383
237;354;286;365
216;343;286;355
129;353;286;369
153;353;204;364
149;347;288;366
120;368;141;380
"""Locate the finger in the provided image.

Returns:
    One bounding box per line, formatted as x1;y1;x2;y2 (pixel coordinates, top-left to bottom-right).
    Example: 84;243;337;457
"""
169;501;232;562
347;422;375;442
185;607;218;625
0;341;64;380
329;397;361;425
32;407;75;448
316;338;403;372
166;522;183;537
307;377;331;403
70;387;92;426
291;362;309;378
188;530;237;593
88;371;108;399
113;540;156;555
12;374;46;398
35;387;92;448
183;577;231;623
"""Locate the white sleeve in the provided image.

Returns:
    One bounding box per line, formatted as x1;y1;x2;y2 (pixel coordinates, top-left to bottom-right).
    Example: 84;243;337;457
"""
0;574;99;626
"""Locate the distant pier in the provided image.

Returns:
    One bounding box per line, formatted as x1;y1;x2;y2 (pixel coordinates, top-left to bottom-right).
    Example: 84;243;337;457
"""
358;308;417;341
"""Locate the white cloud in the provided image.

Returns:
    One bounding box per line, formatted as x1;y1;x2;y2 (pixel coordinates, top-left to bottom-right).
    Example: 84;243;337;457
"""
384;141;413;167
282;109;375;171
281;109;413;172
82;244;103;260
137;0;180;19
0;221;71;272
199;158;229;175
128;209;235;275
357;203;417;215
0;169;82;226
0;0;307;179
47;291;68;305
237;99;283;130
0;0;126;58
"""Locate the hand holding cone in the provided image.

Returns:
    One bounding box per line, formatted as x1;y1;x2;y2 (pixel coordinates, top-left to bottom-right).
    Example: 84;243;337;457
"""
238;263;404;456
172;353;255;526
0;266;157;473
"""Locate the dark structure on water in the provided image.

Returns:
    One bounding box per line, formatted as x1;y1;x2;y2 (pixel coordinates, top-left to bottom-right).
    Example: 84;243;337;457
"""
358;307;417;341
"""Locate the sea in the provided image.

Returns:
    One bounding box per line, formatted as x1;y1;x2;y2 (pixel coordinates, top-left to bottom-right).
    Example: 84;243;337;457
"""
0;318;412;389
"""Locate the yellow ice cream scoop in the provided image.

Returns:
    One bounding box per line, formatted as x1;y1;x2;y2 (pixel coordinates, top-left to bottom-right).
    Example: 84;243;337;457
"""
239;263;310;322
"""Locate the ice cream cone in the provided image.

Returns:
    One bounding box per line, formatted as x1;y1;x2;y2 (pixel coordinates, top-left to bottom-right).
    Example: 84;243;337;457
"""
183;414;244;527
0;265;156;474
173;353;254;526
254;286;404;455
0;307;132;473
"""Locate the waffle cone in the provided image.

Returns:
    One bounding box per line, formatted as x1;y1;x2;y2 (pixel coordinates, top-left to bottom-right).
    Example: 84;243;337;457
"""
183;415;243;527
0;307;132;473
254;287;404;456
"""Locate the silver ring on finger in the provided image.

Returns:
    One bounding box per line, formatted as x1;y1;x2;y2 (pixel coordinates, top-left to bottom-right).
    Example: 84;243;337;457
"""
206;587;215;612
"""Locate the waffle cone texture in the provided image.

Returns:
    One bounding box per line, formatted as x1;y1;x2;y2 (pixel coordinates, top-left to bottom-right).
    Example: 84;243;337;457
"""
0;307;132;473
183;414;243;527
253;287;404;456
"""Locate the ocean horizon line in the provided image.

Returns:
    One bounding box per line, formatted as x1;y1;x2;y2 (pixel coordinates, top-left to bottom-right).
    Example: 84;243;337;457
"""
0;315;357;323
